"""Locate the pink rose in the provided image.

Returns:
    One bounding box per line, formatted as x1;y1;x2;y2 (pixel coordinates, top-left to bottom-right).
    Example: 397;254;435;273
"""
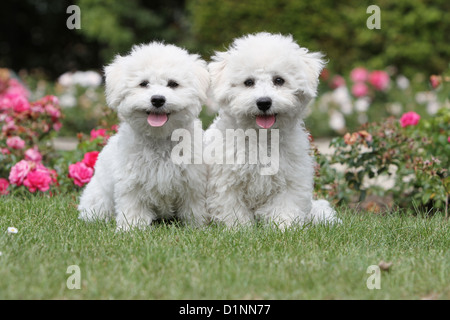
330;75;346;89
53;122;62;132
68;162;94;187
82;151;99;168
49;169;58;184
12;94;30;113
2;92;30;113
368;71;390;91
0;178;9;195
90;128;108;141
351;82;369;97
320;68;330;81
45;104;61;119
430;75;441;89
5;79;29;99
33;95;59;107
350;67;369;83
400;111;420;128
30;103;45;114
31;95;60;117
9;160;31;186
2;120;18;134
40;95;59;105
25;148;43;163
0;96;11;112
23;166;53;192
6;136;25;150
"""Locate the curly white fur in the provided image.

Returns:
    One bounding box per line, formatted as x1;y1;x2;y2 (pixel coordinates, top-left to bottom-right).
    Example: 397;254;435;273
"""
78;42;210;230
205;33;340;228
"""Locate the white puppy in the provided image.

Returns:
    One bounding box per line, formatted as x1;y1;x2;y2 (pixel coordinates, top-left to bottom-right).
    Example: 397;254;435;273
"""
78;42;210;230
206;33;339;228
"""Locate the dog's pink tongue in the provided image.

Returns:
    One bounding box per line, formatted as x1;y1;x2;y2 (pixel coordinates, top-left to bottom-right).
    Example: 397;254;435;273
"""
147;113;168;127
256;115;276;129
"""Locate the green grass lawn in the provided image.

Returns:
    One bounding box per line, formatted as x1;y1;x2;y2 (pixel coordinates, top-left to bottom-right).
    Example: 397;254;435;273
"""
0;194;448;300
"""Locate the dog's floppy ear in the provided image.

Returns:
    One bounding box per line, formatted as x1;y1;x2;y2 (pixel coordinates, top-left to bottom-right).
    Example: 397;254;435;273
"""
296;49;327;100
208;51;229;87
207;51;230;112
104;54;128;110
191;56;210;105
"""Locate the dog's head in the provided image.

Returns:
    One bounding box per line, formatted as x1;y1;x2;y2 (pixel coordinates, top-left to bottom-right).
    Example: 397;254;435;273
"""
208;33;326;129
105;42;209;137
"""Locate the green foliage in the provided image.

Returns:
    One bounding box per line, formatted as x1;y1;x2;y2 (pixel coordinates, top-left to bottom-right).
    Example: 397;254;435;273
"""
188;0;450;76
2;0;448;78
0;0;102;78
77;0;190;62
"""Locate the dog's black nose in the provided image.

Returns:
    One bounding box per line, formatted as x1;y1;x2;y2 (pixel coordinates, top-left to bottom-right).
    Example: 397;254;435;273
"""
151;95;166;108
256;97;272;111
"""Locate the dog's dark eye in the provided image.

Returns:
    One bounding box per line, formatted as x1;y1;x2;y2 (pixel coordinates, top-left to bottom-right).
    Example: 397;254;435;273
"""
167;80;179;89
273;77;285;86
244;79;255;87
139;80;149;88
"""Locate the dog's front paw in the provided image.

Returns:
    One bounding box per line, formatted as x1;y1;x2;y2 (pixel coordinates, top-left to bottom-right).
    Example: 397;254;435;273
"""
115;216;153;232
115;209;156;231
256;205;308;230
78;207;113;222
310;199;341;225
78;209;96;222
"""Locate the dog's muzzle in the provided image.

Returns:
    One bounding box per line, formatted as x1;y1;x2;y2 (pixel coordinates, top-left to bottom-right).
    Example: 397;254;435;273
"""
151;95;166;108
255;97;276;128
256;97;272;111
146;95;169;127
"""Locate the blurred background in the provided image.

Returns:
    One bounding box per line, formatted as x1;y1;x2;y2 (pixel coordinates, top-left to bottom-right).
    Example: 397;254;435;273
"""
0;0;449;137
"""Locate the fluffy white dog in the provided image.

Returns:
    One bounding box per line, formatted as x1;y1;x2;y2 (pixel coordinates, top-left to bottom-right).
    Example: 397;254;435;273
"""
78;42;210;230
205;33;339;228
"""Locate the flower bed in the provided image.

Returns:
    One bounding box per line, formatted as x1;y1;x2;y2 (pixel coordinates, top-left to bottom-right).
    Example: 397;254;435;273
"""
0;69;62;194
1;67;448;215
0;68;116;195
314;107;449;215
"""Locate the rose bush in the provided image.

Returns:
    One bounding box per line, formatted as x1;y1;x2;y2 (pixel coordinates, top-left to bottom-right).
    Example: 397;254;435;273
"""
0;69;63;194
1;64;448;219
314;105;449;215
54;125;116;191
0;68;119;195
